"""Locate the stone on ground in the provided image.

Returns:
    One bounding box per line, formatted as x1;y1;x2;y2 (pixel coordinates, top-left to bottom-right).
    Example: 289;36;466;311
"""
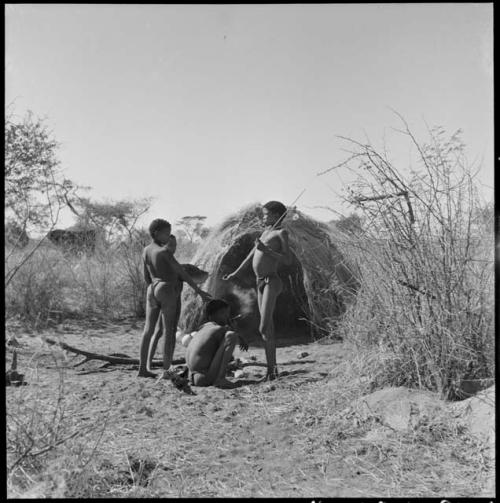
354;386;444;432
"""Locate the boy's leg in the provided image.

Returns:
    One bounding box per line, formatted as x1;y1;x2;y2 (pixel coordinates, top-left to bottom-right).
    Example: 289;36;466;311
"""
148;292;180;368
259;277;283;379
174;294;182;332
191;331;238;387
147;316;163;370
155;283;180;376
212;331;238;386
138;285;161;377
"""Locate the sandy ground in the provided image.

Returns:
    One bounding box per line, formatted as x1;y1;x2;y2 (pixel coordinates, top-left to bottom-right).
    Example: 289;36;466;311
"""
6;319;492;498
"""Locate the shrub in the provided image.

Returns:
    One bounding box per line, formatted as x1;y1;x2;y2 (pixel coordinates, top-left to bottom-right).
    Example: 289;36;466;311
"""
6;352;110;497
5;243;72;328
331;119;494;399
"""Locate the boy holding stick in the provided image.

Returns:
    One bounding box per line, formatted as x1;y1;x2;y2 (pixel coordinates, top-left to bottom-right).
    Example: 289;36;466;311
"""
223;201;291;380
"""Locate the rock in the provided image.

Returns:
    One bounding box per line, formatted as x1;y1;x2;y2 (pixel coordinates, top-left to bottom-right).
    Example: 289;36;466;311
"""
297;351;309;359
355;386;444;432
449;386;495;497
234;370;247;379
449;385;495;445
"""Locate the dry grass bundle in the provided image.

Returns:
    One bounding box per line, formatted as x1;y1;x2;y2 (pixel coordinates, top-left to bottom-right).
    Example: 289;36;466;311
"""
179;203;358;339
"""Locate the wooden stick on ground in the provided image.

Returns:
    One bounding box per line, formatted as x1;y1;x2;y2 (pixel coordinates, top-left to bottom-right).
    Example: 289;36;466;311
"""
42;337;185;367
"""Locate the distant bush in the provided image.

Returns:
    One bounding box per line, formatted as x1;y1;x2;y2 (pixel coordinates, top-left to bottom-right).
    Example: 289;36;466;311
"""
5;243;72;327
5;224;205;327
6;240;142;326
331;119;494;400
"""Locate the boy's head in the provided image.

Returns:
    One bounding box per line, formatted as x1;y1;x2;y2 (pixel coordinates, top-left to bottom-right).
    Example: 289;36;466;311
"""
262;201;287;227
149;219;171;245
205;299;230;325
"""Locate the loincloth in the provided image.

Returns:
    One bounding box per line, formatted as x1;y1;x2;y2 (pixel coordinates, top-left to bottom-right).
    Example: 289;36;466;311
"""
148;279;181;308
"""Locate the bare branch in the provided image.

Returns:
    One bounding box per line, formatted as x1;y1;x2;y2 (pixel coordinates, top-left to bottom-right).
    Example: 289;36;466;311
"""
42;337;185;367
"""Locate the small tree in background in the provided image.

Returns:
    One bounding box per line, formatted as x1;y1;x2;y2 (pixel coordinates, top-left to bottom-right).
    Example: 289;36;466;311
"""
5;108;79;286
69;196;153;243
174;215;210;261
5;109;78;231
176;215;210;243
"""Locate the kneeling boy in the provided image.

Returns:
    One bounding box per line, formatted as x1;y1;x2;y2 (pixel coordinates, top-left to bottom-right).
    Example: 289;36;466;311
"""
186;299;248;389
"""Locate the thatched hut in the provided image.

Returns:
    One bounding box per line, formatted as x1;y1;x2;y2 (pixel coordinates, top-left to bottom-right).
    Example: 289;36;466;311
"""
179;203;358;341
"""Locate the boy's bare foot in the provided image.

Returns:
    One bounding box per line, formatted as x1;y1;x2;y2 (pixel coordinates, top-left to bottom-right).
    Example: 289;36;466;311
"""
265;367;279;381
214;378;238;389
137;370;157;378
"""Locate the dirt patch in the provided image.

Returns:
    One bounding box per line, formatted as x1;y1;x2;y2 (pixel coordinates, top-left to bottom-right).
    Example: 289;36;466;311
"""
5;322;492;498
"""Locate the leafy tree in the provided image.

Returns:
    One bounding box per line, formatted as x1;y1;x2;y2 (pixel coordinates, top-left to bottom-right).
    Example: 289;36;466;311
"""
70;197;153;242
5;108;78;286
175;215;210;243
5;109;77;233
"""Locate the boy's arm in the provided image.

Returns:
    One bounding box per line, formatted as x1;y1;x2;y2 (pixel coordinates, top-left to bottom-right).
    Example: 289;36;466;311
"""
220;325;247;351
223;247;255;280
256;229;292;265
166;253;211;299
142;252;152;285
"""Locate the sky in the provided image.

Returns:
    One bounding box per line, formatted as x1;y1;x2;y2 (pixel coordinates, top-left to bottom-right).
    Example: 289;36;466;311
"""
5;3;494;232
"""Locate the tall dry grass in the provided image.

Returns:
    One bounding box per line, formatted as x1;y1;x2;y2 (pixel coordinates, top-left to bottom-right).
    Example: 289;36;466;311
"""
330;121;494;400
5;230;199;328
6;242;126;326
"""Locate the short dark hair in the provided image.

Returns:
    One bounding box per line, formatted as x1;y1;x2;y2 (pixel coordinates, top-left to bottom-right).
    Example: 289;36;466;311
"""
149;219;171;238
263;201;287;219
206;299;230;319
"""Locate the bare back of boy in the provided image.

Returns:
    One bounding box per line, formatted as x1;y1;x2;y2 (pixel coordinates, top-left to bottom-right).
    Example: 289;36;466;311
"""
138;244;182;377
186;322;237;387
148;264;209;368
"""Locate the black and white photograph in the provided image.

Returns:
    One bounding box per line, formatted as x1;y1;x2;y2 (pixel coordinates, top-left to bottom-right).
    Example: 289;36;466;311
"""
5;3;494;498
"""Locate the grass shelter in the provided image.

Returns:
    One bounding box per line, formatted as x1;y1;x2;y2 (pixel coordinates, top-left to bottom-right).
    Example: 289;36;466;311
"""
179;203;358;342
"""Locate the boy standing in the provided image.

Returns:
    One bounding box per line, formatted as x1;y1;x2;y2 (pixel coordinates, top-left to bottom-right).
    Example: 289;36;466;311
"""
223;201;291;380
147;235;209;369
139;219;211;379
186;299;248;389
